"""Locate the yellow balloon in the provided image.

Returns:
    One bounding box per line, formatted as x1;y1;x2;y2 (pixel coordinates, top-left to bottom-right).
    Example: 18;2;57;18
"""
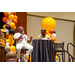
55;55;58;60
8;14;14;20
1;29;5;32
9;22;15;29
9;39;14;45
41;17;56;31
10;45;16;51
6;39;10;43
8;34;14;39
54;41;57;43
3;24;6;29
14;26;16;30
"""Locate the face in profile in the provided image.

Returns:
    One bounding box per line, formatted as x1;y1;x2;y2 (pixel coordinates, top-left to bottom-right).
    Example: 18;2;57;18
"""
19;27;24;33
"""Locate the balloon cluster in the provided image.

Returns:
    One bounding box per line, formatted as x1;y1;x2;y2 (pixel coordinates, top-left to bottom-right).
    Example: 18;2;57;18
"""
41;17;58;61
2;12;18;53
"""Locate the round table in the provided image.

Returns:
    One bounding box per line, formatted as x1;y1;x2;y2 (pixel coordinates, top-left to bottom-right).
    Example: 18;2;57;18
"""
31;39;55;62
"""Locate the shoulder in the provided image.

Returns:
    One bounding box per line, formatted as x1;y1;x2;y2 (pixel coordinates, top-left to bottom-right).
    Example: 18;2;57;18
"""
14;33;21;36
46;34;51;39
38;34;41;38
38;34;42;39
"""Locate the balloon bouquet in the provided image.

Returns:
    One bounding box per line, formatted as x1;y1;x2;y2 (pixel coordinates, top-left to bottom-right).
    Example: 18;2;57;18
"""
41;17;58;61
2;12;18;54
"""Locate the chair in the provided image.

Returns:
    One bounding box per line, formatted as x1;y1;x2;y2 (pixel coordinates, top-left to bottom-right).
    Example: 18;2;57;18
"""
54;42;65;62
14;40;30;62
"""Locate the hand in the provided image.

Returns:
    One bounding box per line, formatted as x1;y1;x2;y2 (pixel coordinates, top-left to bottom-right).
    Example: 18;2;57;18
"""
22;31;24;35
30;36;33;39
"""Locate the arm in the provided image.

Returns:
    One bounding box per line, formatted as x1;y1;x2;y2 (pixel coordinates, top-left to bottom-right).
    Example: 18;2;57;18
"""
15;32;24;42
27;36;33;43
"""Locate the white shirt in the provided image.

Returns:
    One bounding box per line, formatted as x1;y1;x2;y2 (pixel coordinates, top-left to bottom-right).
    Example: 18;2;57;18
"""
14;32;29;44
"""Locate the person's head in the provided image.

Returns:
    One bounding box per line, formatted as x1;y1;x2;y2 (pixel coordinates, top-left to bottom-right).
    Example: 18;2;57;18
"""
18;26;24;33
5;51;17;62
41;28;46;36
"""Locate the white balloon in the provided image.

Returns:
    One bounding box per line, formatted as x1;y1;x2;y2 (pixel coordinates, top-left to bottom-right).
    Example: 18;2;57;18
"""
8;12;13;14
52;33;56;38
6;29;9;35
7;20;12;24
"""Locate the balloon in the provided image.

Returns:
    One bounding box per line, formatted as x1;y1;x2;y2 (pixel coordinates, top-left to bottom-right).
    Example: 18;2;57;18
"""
8;12;13;14
52;33;56;38
9;39;15;45
3;12;8;15
8;34;14;39
41;17;56;31
9;22;15;29
3;24;6;29
8;14;14;20
12;19;17;24
10;45;16;51
51;38;56;41
12;12;16;15
14;15;18;19
6;39;10;43
6;29;9;35
46;30;49;34
2;17;7;22
54;41;57;43
55;55;58;60
9;29;15;34
7;20;12;24
4;13;9;18
14;26;16;30
47;33;52;38
49;29;54;34
6;25;10;30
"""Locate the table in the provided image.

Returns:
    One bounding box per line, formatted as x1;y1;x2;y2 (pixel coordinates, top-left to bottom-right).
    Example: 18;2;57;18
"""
31;39;55;62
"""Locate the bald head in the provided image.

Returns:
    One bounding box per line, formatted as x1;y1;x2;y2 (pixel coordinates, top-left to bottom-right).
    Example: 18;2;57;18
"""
41;28;46;36
5;51;17;60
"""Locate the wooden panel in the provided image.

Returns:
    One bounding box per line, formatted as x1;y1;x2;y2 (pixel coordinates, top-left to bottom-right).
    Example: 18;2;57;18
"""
16;12;27;34
1;47;5;62
0;47;1;62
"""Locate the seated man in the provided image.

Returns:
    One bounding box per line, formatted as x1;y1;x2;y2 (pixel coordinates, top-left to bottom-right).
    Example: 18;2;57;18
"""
14;26;33;62
5;51;17;62
38;28;51;40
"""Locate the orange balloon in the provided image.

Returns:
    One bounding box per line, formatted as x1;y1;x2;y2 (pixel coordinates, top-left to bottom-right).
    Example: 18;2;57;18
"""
49;29;54;34
9;22;15;29
2;17;7;22
12;19;17;24
46;30;49;34
3;12;8;15
4;13;9;18
51;38;56;41
14;15;18;19
12;12;16;15
13;26;16;30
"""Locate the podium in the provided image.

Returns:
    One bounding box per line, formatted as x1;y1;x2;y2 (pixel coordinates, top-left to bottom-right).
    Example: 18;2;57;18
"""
0;30;6;62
